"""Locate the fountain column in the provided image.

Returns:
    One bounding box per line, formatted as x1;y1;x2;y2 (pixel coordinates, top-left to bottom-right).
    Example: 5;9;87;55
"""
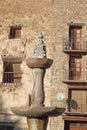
11;33;65;130
32;68;45;106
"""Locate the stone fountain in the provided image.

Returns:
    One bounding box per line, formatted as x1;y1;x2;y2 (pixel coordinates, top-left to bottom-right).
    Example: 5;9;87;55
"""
11;33;65;130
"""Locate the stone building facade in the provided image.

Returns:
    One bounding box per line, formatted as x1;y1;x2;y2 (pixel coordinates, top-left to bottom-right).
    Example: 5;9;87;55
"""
0;0;87;130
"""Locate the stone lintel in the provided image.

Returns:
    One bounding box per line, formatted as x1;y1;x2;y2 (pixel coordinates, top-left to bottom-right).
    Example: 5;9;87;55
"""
67;23;85;26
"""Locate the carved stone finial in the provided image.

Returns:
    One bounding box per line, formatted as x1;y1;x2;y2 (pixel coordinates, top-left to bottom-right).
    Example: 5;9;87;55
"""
38;32;43;39
34;32;46;58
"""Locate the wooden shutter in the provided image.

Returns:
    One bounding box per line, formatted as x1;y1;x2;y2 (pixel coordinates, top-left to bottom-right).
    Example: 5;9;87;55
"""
15;29;21;38
9;26;21;39
70;90;87;112
69;56;82;80
69;57;74;80
74;27;82;50
74;57;82;80
13;63;21;83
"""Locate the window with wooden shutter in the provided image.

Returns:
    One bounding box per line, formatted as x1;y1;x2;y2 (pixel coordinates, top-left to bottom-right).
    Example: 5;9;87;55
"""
3;62;13;83
13;63;21;83
68;90;87;113
9;26;21;39
3;59;22;85
69;56;82;80
69;26;82;50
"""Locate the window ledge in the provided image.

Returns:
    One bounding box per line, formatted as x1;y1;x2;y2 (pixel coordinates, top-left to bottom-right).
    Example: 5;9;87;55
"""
63;114;87;121
0;83;22;92
63;49;87;55
63;80;87;85
1;82;22;87
2;56;22;62
67;22;85;26
65;112;87;117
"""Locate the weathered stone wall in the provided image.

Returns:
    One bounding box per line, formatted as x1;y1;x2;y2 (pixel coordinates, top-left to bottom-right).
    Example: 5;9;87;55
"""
0;0;87;130
0;1;54;130
50;1;87;130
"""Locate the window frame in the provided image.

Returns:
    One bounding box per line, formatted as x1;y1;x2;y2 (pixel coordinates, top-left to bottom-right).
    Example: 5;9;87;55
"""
68;89;87;113
2;57;22;85
69;55;82;80
9;26;21;39
69;25;82;50
0;122;14;130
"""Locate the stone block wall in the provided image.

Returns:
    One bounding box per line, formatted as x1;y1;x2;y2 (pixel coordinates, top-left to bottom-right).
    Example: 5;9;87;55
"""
0;0;87;130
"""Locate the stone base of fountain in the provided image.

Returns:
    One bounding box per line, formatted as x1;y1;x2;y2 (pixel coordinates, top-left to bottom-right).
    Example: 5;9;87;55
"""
11;106;65;117
11;57;65;130
11;106;65;130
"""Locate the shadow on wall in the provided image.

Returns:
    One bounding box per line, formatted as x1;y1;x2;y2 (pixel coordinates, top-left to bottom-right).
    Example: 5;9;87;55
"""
0;94;26;130
70;100;78;109
66;98;78;110
14;121;27;130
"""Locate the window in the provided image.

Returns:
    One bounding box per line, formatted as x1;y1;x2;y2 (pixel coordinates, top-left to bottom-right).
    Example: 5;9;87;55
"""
69;56;82;80
68;89;87;112
0;125;13;130
0;123;13;130
69;26;82;50
3;57;22;85
9;26;21;39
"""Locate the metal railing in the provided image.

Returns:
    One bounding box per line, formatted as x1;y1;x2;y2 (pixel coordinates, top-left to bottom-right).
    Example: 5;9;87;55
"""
63;39;87;51
62;69;87;82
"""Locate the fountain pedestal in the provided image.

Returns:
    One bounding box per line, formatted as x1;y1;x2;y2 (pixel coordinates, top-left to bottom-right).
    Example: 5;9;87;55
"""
27;117;48;130
11;58;65;130
11;33;65;130
26;58;50;106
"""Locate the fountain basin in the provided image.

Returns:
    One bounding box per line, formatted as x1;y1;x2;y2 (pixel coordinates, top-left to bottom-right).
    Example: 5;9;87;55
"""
26;58;52;69
11;106;65;118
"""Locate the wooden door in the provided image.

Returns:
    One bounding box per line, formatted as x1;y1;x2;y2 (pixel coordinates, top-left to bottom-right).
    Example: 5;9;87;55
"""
69;56;82;80
70;126;79;130
65;122;87;130
65;122;79;130
70;123;87;130
80;127;87;130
